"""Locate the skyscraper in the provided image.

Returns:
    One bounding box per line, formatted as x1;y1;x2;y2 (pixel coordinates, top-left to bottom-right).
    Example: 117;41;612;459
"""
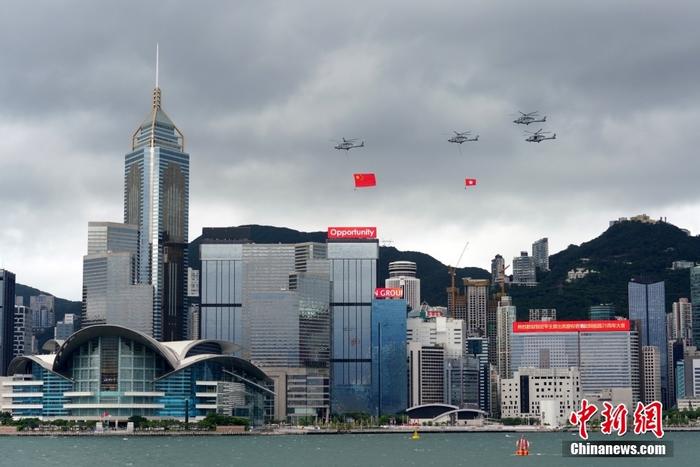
371;298;408;415
532;238;549;271
0;269;16;376
496;295;516;380
490;254;505;285
82;222;153;335
197;239;331;422
328;230;378;414
668;298;692;343
690;266;700;346
629;279;668;404
512;252;537;286
408;342;445;406
13;305;33;357
464;278;489;336
641;346;661;403
54;314;76;341
29;294;55;331
466;336;491;412
407;314;465;360
124;77;189;341
385;261;420;311
199;243;244;343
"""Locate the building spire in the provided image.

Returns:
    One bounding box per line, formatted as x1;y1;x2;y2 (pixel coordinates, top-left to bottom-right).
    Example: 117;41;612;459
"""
153;43;161;110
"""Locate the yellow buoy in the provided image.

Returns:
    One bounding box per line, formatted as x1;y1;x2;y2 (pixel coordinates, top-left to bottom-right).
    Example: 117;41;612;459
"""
411;430;420;440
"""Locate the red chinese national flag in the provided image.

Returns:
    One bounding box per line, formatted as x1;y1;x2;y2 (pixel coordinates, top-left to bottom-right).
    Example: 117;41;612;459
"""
353;173;377;188
465;178;477;187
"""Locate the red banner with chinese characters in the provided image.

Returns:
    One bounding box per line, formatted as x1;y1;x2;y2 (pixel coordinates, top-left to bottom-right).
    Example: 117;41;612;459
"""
513;320;630;333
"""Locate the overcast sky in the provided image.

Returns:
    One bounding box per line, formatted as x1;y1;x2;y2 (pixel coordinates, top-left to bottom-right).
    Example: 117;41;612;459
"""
2;1;700;300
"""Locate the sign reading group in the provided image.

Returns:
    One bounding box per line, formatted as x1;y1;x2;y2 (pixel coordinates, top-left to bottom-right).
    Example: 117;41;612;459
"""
374;287;404;299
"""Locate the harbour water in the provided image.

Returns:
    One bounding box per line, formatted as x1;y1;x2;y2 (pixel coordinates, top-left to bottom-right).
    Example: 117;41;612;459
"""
0;432;692;466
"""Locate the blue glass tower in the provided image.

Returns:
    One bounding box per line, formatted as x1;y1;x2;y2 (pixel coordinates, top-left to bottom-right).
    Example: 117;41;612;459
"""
328;240;378;414
628;280;667;405
371;299;407;416
0;269;16;376
466;336;490;413
124;80;189;341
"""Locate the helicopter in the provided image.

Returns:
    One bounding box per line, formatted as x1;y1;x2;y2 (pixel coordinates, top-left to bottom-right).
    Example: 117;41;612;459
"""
513;111;547;125
525;128;556;143
334;138;365;151
448;131;479;144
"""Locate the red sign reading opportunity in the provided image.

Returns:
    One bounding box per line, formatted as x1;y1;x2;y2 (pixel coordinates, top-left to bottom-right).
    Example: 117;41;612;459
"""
327;227;377;239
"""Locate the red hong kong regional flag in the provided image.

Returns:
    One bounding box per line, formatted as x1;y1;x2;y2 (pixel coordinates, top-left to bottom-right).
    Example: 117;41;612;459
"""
354;173;377;188
465;178;477;187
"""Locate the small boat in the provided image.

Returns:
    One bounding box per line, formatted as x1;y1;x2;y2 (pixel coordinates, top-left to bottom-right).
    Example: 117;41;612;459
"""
515;435;530;456
411;430;420;440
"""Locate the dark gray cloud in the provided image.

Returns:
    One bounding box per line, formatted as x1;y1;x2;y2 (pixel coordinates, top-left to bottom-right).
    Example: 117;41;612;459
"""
1;0;699;299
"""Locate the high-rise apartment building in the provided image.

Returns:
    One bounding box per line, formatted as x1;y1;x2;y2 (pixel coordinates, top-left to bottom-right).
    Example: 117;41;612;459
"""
124;83;189;341
0;269;16;376
668;298;693;343
532;238;549;271
13;305;33;357
385;261;420;312
691;267;700;346
82;222;153;335
328;232;378;414
641;346;662;403
491;254;505;285
512;252;537;286
464;278;489;336
29;294;55;331
496;295;516;380
486;297;499;367
446;284;466;321
629;279;668;404
528;309;556;322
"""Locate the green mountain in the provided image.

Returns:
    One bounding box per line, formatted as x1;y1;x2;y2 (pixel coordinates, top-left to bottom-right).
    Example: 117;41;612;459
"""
15;283;81;323
15;283;82;345
188;224;490;306
26;221;695;327
509;221;698;320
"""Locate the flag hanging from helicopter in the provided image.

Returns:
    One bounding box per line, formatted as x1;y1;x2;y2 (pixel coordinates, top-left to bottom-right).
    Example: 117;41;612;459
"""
354;173;376;188
465;178;477;187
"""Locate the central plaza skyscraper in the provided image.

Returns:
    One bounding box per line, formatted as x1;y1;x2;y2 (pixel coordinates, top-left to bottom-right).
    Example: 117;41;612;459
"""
124;79;189;341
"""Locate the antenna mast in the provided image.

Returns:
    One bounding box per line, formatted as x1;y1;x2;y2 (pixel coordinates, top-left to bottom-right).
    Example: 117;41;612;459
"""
155;43;159;88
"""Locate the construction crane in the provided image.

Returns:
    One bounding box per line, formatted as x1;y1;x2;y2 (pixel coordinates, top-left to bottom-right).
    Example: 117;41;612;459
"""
497;264;511;296
447;241;469;318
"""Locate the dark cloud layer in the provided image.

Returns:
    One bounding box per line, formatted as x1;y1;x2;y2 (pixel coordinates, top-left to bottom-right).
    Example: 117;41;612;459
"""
1;1;699;299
